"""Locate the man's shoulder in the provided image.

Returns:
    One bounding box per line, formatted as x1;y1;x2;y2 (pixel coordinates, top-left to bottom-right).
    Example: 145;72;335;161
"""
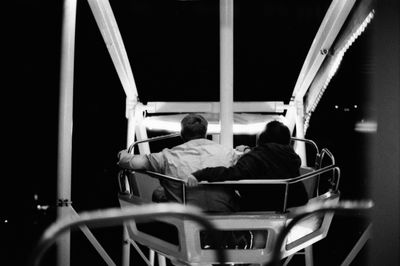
170;138;235;156
184;138;227;148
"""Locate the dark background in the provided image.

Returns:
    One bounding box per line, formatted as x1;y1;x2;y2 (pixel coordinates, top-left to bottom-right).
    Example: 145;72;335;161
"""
3;1;375;265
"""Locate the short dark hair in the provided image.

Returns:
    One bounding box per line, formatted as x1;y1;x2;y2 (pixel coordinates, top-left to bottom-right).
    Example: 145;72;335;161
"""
180;114;208;142
257;120;291;145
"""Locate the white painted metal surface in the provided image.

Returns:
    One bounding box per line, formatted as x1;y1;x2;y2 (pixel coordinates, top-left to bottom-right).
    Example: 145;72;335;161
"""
144;101;285;114
219;0;234;147
86;0;138;101
286;0;357;132
57;1;77;265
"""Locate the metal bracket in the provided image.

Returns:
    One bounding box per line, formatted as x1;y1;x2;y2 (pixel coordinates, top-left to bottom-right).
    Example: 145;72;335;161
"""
57;198;72;207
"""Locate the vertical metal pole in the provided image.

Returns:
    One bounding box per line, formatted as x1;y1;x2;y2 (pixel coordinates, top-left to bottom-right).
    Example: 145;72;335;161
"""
220;0;234;148
57;0;77;266
123;105;136;266
134;104;150;155
304;246;314;266
294;101;307;166
122;226;131;266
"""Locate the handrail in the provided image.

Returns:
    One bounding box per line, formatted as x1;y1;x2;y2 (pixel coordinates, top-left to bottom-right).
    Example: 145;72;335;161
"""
291;137;320;156
268;200;374;266
146;170;187;184
127;133;181;153
29;204;226;266
319;148;336;166
145;170;187;204
124;164;340;212
201;165;339;186
136;164;339;189
126;135;318;157
315;148;337;194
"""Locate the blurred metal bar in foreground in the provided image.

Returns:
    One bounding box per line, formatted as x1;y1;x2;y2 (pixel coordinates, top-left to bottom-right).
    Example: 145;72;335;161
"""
29;204;225;266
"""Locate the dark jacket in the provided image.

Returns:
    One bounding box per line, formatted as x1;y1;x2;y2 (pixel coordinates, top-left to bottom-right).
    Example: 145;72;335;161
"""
192;143;308;211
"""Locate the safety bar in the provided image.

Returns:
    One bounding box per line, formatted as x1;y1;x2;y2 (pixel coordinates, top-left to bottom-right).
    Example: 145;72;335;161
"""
200;164;339;211
202;164;340;211
127;133;181;153
127;164;340;211
126;134;319;157
29;204;226;266
291;137;320;156
314;148;336;195
268;200;374;266
145;170;188;204
319;148;336;166
204;164;339;188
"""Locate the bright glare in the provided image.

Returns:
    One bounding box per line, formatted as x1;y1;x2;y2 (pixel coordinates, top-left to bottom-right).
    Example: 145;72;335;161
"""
143;115;289;135
286;215;321;244
354;120;377;133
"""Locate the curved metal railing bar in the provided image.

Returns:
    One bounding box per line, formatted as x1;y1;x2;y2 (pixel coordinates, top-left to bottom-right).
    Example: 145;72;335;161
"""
141;164;339;187
204;165;339;187
291;137;320;156
29;203;225;266
315;148;336;195
319;148;336;165
127;164;340;211
127;133;181;153
268;200;374;266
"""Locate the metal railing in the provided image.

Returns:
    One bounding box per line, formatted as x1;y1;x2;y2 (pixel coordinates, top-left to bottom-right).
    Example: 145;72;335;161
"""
128;164;340;212
127;133;181;153
268;200;374;266
29;203;226;266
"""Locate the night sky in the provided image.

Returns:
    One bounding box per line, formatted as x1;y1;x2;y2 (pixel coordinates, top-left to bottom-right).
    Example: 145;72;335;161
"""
3;1;375;265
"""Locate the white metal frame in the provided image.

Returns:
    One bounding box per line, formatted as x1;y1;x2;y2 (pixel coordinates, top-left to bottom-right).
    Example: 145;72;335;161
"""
56;0;371;265
57;1;77;265
285;0;357;161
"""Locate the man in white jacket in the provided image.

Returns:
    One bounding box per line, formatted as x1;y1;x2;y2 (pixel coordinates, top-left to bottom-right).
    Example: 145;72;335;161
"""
118;113;240;213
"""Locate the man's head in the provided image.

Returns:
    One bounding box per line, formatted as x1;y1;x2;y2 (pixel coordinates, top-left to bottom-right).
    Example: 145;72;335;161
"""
257;120;291;145
180;114;208;142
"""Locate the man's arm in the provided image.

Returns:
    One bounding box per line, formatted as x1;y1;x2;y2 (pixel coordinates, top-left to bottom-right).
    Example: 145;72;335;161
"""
192;161;249;182
118;150;151;170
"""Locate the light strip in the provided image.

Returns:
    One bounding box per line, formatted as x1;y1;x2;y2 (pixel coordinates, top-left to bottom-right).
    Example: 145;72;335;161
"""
304;10;375;132
143;115;290;135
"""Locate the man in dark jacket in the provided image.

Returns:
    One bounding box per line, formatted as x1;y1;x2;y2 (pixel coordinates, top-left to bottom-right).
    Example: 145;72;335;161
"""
190;120;308;211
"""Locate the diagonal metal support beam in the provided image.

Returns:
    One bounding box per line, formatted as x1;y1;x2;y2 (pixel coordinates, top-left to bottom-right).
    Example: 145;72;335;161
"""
304;6;375;126
286;0;356;131
87;0;138;101
341;223;372;266
69;206;117;266
291;0;356;101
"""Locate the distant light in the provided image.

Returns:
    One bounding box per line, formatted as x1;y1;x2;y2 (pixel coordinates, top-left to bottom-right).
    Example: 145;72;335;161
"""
344;108;350;112
355;120;377;133
354;105;358;109
34;194;38;201
334;105;339;109
4;219;8;224
37;205;50;211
